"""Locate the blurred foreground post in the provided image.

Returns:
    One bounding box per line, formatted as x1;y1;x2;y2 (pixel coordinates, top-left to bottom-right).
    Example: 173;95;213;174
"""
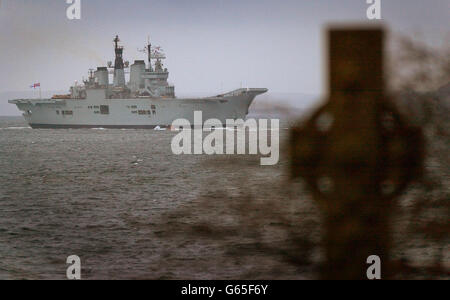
291;27;423;279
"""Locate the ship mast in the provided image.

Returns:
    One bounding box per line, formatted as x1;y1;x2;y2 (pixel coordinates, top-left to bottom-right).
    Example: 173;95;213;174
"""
147;36;153;72
113;35;124;69
113;35;126;87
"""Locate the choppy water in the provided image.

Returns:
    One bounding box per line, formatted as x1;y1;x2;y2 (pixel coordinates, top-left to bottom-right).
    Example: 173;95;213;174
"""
0;116;297;279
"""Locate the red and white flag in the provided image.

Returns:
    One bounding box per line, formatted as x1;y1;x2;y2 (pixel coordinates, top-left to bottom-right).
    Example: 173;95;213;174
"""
30;83;40;89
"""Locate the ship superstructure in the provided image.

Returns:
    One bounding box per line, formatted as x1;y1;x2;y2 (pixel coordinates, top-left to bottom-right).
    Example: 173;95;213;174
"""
9;35;267;129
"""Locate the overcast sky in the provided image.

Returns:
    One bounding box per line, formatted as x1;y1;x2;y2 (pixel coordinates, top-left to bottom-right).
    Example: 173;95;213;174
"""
0;0;449;114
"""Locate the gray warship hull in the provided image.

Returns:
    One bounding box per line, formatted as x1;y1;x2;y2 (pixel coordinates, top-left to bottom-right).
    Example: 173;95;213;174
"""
9;88;267;129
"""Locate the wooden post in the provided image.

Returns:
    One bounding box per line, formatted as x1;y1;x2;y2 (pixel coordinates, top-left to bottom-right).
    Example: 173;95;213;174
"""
291;27;423;280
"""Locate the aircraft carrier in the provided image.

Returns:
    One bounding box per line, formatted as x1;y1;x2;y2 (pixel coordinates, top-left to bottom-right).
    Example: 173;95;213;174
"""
9;36;267;129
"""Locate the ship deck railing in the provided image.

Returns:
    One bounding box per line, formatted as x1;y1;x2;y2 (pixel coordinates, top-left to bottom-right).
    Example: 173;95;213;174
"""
8;98;67;105
216;88;268;98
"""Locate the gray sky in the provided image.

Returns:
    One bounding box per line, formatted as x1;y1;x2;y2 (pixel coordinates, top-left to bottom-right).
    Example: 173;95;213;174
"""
0;0;449;115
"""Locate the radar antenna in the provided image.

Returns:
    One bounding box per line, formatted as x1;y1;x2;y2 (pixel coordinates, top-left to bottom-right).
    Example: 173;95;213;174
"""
137;37;167;72
138;36;153;72
152;46;166;59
